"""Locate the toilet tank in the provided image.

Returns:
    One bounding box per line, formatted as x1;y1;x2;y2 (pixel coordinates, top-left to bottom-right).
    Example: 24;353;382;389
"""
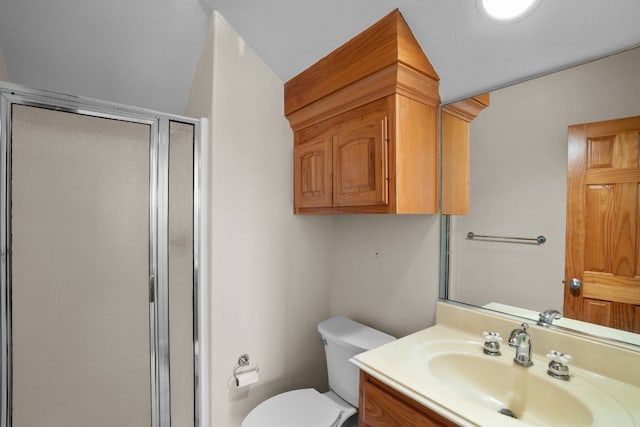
317;317;395;408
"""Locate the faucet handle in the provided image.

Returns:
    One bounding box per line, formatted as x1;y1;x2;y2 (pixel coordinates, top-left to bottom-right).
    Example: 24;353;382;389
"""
482;331;502;356
546;350;572;380
483;331;503;342
546;350;572;364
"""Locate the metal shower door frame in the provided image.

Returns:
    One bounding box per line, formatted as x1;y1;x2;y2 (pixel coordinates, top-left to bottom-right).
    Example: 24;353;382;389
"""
0;81;202;427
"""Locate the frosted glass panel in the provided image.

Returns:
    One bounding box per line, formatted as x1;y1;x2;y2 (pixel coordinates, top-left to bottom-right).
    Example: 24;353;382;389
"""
169;121;195;427
10;105;151;427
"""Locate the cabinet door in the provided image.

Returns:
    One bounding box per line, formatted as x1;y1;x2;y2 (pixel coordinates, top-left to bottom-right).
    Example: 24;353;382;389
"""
333;106;388;207
294;135;333;208
359;372;458;427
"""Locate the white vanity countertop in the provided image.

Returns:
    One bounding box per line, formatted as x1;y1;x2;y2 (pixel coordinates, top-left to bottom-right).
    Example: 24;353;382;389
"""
351;303;640;427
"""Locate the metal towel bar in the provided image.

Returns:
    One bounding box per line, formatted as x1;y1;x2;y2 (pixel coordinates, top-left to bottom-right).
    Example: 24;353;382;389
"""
466;232;546;245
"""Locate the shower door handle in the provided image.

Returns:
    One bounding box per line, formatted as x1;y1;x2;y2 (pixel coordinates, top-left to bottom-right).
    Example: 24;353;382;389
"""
149;274;155;303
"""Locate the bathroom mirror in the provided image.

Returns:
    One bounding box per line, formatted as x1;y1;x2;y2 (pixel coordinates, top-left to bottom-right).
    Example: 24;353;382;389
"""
442;45;640;348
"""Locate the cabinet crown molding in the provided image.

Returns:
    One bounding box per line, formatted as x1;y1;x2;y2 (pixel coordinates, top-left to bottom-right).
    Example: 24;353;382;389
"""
284;9;440;119
442;93;490;122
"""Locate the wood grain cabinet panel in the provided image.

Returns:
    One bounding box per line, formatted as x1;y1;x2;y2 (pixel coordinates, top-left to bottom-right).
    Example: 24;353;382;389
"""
333;103;388;207
334;133;386;206
359;371;458;427
294;135;333;208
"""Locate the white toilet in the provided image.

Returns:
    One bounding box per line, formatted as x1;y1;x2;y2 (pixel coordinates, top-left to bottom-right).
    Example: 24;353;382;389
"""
242;316;395;427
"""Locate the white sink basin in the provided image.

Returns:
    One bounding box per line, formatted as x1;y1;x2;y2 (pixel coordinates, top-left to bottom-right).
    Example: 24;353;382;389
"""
417;340;633;426
429;352;591;425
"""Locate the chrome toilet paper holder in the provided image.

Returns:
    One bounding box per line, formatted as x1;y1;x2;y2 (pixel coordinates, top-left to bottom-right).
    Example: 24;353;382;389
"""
233;353;259;383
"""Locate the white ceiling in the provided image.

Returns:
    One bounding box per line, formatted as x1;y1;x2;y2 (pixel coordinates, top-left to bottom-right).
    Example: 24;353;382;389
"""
1;0;640;115
0;0;212;114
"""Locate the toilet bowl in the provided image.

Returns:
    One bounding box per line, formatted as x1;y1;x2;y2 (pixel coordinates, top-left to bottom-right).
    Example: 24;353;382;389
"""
241;317;395;427
241;388;356;427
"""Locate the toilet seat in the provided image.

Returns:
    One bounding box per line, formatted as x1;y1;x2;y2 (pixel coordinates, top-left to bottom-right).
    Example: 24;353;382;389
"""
242;388;357;427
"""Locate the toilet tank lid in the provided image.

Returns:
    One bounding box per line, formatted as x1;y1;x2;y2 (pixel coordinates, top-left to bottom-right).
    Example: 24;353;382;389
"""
317;316;395;352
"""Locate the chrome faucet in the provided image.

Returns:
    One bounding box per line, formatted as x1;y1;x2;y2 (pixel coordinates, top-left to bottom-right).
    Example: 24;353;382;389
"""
508;322;533;367
538;309;562;326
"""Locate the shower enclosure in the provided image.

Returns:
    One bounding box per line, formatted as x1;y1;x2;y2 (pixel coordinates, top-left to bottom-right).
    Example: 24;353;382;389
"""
0;83;203;427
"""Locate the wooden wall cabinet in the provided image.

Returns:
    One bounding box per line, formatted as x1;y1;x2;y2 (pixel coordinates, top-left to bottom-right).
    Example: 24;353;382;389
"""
441;94;490;215
285;9;440;214
358;371;458;427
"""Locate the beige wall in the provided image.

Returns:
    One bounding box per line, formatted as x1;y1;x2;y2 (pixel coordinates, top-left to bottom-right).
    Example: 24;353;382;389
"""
0;46;7;81
330;215;441;338
450;47;640;312
185;19;213;121
186;12;334;427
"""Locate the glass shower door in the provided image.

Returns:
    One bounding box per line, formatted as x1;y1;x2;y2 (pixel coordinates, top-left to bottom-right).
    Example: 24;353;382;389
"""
168;120;195;427
10;105;152;427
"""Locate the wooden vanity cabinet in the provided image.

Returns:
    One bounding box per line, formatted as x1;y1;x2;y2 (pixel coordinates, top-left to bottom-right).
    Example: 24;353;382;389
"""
285;9;440;214
359;371;458;427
